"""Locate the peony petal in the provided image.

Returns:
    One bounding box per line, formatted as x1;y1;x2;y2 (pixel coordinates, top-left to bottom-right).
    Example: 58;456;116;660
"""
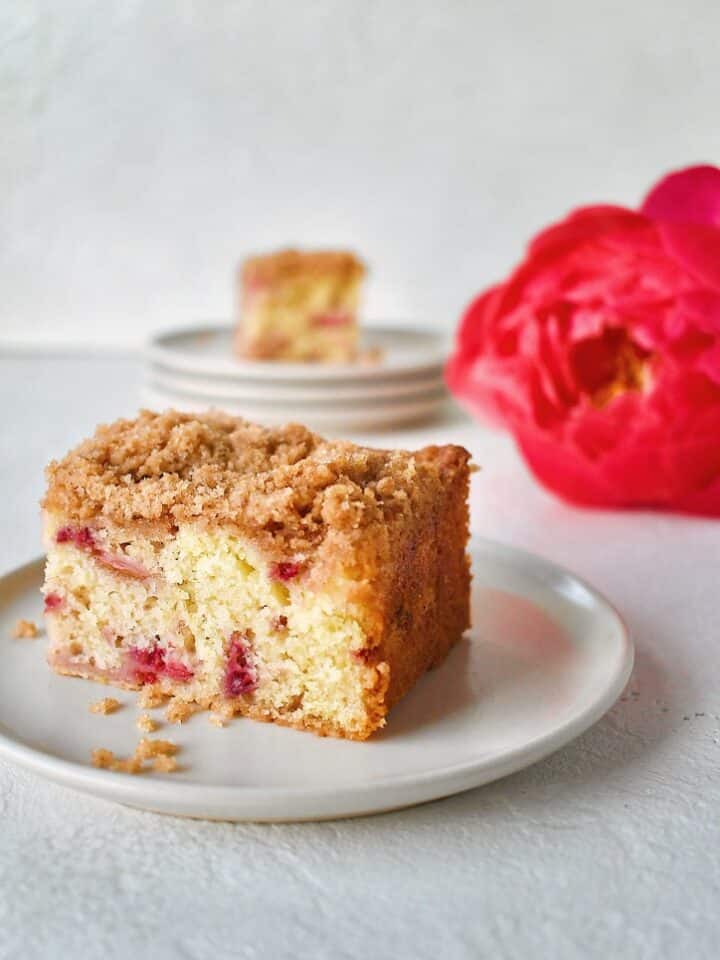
657;222;720;292
528;206;647;260
674;290;720;333
640;165;720;227
697;343;720;384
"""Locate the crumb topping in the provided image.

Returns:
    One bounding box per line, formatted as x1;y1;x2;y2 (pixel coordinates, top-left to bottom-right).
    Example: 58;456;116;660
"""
112;755;145;775
242;249;365;286
138;685;168;709
42;410;471;560
136;713;157;732
153;755;178;773
91;748;115;769
91;738;180;775
89;697;121;715
165;698;200;724
12;618;39;639
135;737;177;760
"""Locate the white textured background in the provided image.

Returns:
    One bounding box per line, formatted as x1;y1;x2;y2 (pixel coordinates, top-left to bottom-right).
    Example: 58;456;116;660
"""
2;0;720;346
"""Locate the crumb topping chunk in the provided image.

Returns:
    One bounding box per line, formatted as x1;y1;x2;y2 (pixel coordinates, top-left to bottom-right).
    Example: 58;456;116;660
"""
12;619;39;639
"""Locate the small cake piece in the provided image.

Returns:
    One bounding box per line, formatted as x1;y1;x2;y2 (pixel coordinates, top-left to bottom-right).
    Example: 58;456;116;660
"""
153;755;178;773
42;410;471;740
235;249;365;362
138;686;167;709
90;739;180;775
134;738;177;760
136;713;158;733
91;748;116;769
89;697;121;715
13;618;39;639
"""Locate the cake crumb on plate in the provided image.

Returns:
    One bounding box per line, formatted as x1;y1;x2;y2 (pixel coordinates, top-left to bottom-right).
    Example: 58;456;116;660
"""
165;699;199;724
153;755;179;773
138;686;168;709
135;737;177;759
89;697;121;715
90;738;180;775
136;713;157;732
12;619;39;639
91;748;115;769
112;755;145;775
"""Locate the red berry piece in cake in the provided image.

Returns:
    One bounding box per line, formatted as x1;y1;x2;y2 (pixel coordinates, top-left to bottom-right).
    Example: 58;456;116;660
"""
164;658;194;682
128;644;166;685
55;525;149;579
224;632;257;697
128;643;194;685
310;311;352;327
43;591;65;613
56;525;95;548
269;561;302;582
92;549;150;580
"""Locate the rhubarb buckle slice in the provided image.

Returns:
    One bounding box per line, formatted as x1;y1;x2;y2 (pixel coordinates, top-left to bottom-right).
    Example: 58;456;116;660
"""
41;410;471;740
234;248;365;363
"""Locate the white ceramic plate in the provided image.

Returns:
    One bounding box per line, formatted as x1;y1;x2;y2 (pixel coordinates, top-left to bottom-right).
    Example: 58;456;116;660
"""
140;384;448;430
0;540;632;822
148;324;449;381
147;365;447;403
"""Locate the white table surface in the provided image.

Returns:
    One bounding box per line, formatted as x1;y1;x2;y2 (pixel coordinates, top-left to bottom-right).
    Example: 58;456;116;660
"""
1;350;717;959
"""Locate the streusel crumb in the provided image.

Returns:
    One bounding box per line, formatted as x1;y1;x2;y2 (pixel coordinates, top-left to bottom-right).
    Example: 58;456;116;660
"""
135;738;178;760
112;755;145;775
89;697;121;715
152;755;179;773
12;618;39;639
138;685;168;709
136;713;158;733
91;738;179;775
165;699;199;724
91;748;115;769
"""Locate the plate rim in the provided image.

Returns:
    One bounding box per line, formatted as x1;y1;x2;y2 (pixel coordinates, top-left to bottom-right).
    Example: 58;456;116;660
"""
0;540;634;820
142;378;448;411
147;365;448;402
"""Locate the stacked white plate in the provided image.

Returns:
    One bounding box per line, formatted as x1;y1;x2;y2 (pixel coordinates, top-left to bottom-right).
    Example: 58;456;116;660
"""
143;323;450;431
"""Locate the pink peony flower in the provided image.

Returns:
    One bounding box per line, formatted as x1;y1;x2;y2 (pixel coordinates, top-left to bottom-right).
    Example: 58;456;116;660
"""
446;165;720;515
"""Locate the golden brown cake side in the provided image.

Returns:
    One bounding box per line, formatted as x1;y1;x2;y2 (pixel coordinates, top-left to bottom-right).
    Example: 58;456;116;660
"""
234;248;366;363
356;445;472;724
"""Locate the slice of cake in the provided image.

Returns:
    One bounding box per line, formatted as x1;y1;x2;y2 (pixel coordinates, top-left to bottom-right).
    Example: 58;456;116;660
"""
42;410;471;740
235;249;365;363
